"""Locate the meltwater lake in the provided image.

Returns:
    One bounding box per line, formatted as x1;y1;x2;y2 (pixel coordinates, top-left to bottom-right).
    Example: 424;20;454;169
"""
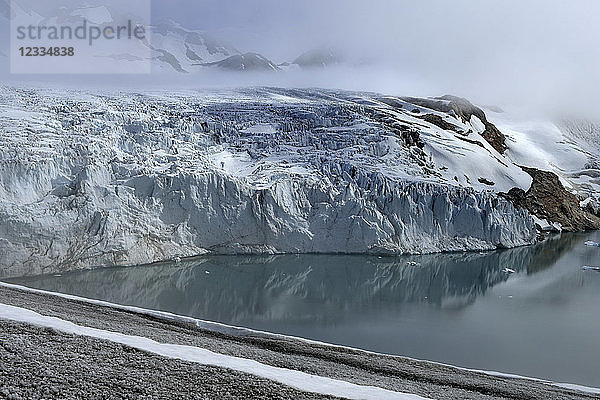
7;232;600;388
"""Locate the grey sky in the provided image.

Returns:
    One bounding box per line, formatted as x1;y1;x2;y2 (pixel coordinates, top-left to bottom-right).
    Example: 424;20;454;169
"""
7;0;600;115
147;0;600;113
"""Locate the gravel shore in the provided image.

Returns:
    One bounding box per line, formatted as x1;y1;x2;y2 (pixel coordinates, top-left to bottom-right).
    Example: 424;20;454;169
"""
0;320;341;400
0;284;596;400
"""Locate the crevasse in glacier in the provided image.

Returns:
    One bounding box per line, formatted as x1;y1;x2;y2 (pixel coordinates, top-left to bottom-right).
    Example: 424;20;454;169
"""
0;86;541;276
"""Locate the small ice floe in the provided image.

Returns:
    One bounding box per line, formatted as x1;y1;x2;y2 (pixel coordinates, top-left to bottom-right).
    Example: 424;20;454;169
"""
502;267;516;274
204;270;210;274
584;241;600;247
174;257;182;263
582;266;600;272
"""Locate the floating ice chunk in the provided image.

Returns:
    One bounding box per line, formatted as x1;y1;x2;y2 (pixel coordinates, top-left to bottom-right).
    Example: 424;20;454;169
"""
582;266;600;272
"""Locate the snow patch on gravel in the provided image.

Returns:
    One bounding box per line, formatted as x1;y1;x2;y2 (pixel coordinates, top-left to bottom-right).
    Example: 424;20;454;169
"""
0;302;430;400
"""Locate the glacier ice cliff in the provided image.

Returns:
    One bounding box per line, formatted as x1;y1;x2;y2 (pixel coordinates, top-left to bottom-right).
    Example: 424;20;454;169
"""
0;86;539;277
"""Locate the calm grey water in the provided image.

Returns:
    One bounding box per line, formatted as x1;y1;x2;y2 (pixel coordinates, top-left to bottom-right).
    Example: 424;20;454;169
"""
7;232;600;387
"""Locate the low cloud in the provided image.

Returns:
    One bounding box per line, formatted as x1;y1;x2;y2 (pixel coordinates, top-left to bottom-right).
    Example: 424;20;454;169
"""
8;0;600;117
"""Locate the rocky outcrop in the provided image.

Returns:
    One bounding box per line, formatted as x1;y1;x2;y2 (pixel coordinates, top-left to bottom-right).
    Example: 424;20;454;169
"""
402;95;507;154
583;198;600;218
501;167;600;231
416;114;460;133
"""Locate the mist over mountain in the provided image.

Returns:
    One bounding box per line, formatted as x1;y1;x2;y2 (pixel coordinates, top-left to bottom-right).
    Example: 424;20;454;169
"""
145;0;600;117
1;0;599;118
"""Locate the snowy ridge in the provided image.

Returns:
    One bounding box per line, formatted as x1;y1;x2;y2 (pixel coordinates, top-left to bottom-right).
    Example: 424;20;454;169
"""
489;111;600;203
0;86;541;276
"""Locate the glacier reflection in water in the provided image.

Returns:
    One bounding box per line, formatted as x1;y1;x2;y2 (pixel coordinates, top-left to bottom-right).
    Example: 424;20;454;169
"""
8;232;600;387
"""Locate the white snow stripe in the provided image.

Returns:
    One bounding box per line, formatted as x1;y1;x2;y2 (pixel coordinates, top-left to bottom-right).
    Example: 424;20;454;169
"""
553;383;600;395
464;370;600;395
0;303;430;400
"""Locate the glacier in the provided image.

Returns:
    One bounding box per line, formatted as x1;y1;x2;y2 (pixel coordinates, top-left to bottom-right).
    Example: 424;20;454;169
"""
0;85;558;277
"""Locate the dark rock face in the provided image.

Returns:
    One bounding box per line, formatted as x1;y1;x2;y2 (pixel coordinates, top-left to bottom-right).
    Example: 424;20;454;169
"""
402;95;507;154
501;167;600;231
478;177;495;186
416;114;460;133
584;199;600;218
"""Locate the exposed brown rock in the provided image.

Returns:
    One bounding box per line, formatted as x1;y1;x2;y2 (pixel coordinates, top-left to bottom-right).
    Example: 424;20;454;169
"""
415;113;460;132
477;123;505;155
501;167;600;231
584;200;600;218
478;177;495;186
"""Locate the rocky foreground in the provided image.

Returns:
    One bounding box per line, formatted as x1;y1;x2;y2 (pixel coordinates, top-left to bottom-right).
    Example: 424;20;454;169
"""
0;284;597;400
1;320;338;400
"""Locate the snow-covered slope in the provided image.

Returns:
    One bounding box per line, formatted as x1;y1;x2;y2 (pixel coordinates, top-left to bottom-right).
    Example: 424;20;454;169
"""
488;110;600;221
0;85;568;277
490;112;597;192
